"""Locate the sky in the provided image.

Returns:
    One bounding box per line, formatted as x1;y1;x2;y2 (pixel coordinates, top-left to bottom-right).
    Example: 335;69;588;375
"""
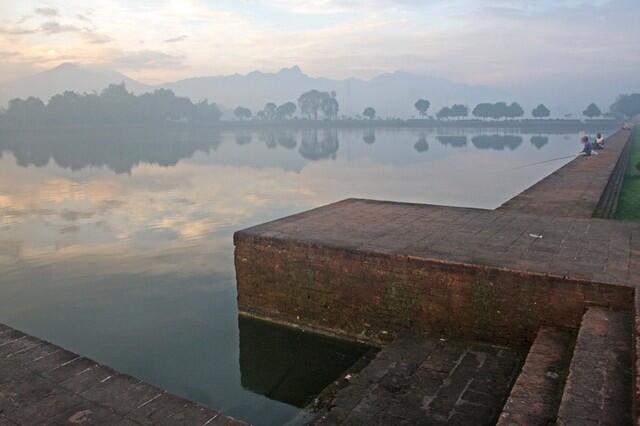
0;0;639;86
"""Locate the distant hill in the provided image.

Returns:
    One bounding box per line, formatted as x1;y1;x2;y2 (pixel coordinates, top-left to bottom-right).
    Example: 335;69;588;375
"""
0;63;504;118
0;63;150;106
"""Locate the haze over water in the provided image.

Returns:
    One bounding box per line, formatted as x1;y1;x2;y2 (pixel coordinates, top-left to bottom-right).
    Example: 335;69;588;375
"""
0;125;609;425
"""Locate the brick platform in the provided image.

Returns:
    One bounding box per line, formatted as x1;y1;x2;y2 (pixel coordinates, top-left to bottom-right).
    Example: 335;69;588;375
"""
0;323;246;426
312;334;522;426
235;199;638;345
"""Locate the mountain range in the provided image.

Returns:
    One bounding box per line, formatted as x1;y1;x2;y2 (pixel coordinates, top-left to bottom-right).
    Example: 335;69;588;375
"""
0;63;635;118
0;63;504;118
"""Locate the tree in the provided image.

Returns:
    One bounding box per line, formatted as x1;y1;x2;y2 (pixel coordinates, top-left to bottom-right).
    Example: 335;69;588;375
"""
6;96;46;125
583;103;602;119
505;102;524;119
610;94;640;118
449;104;469;119
234;106;252;120
532;104;550;118
414;99;430;117
472;103;492;120
436;107;451;120
263;102;277;120
363;107;376;120
320;92;339;120
298;90;324;120
276;102;296;119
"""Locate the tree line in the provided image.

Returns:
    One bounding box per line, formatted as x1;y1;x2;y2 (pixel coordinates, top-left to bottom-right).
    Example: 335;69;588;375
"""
2;83;223;126
407;99;637;120
3;83;640;126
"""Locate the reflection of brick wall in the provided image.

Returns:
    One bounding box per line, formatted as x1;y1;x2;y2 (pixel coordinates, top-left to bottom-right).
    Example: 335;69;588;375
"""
235;237;633;347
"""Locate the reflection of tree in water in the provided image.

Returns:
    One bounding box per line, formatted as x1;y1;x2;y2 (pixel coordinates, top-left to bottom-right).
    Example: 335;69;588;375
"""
436;136;467;148
414;135;429;153
298;129;339;160
530;136;549;149
258;130;277;149
0;126;222;174
277;130;297;150
471;135;522;150
257;130;297;150
363;128;376;145
235;131;253;146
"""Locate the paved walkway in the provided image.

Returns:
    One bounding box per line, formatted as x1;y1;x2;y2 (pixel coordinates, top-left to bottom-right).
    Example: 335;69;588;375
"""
312;334;522;426
0;323;246;426
499;128;632;218
237;198;640;288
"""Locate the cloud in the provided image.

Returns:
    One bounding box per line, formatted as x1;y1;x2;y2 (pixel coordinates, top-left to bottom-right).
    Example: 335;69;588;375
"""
0;26;37;35
34;7;59;17
40;21;80;34
165;35;187;43
110;50;186;70
81;32;112;44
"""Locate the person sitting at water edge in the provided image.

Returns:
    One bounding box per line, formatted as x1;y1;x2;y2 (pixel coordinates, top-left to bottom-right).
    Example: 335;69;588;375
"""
579;136;594;156
594;133;605;150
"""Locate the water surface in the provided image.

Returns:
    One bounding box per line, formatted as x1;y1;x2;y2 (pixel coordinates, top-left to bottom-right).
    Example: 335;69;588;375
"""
0;125;608;424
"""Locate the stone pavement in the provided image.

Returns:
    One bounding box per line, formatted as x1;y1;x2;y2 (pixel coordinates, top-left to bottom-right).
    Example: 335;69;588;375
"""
312;334;522;426
0;323;246;426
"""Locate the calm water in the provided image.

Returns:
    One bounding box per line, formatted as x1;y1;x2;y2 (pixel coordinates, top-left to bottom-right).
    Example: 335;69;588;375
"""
0;126;608;424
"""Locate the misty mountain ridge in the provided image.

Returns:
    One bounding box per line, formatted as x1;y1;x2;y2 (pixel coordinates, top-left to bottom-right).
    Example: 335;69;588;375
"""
0;62;631;118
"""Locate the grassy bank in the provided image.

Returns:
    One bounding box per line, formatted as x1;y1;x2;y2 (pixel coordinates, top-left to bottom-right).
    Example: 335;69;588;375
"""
615;127;640;220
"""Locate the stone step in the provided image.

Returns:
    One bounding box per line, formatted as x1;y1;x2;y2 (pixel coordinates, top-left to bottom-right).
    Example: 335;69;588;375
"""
310;334;523;425
497;327;573;425
556;307;632;425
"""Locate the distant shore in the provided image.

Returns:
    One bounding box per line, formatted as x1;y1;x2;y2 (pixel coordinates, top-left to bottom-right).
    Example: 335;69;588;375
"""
0;118;619;134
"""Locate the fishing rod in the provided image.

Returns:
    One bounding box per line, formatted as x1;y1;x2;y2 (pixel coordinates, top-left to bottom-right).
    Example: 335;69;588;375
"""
508;154;578;171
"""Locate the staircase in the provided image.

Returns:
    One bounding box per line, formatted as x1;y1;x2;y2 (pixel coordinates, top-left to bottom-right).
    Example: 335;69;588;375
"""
498;307;633;425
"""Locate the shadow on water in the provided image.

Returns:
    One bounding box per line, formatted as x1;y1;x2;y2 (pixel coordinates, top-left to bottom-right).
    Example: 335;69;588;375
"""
238;316;370;408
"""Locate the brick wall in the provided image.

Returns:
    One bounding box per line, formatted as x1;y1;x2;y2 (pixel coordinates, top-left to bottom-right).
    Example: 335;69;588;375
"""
235;237;633;347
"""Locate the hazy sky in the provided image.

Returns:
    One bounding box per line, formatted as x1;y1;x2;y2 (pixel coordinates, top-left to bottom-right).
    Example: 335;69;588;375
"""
0;0;638;85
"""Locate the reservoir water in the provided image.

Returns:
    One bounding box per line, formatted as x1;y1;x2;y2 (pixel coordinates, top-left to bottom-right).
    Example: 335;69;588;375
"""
0;125;610;425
